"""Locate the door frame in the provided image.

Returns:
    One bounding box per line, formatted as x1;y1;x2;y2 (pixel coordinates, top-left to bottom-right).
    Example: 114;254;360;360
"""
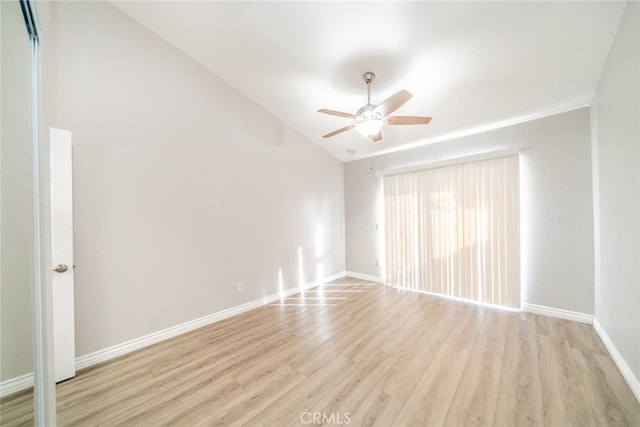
19;0;57;424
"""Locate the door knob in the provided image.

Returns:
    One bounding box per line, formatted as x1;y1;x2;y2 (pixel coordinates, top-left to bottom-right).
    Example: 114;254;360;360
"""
53;264;68;273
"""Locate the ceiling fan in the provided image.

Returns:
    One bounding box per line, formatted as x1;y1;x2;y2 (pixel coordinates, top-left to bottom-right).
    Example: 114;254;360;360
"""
318;72;431;142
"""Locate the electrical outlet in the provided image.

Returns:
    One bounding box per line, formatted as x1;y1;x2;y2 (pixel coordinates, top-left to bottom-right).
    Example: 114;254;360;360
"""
237;282;244;293
376;259;380;268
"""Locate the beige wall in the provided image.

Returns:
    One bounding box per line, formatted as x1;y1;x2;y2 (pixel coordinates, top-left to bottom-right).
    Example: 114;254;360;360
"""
591;1;639;381
345;108;596;315
48;1;344;357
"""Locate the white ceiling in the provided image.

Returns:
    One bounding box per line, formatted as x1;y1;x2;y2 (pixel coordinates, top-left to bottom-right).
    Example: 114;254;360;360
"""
112;1;625;162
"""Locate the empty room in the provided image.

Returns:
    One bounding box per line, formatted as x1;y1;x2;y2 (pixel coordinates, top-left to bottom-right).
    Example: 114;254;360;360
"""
1;0;639;425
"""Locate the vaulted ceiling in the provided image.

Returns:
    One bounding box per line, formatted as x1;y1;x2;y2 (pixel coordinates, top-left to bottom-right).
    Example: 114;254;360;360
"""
113;1;626;162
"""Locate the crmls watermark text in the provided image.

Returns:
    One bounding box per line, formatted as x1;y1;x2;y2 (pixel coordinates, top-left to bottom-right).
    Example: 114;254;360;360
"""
299;411;352;424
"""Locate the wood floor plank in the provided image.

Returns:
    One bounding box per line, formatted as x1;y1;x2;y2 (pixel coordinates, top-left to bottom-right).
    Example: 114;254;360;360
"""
0;390;34;427
494;391;544;427
536;333;598;426
2;279;639;426
377;311;452;404
393;342;470;426
378;299;445;357
168;365;304;426
0;390;32;417
230;334;310;387
304;349;398;425
56;314;271;401
444;302;486;351
288;324;363;377
478;309;512;339
100;374;244;426
56;333;264;423
572;349;640;426
342;310;405;363
186;364;305;426
498;316;544;411
349;388;404;427
241;354;356;426
443;334;505;426
563;320;610;356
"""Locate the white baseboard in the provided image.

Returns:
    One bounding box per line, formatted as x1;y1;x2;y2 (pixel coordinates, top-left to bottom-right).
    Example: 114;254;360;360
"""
346;274;594;324
76;270;346;370
0;372;33;398
522;303;593;324
345;271;384;283
0;271;346;398
593;318;640;403
75;300;267;370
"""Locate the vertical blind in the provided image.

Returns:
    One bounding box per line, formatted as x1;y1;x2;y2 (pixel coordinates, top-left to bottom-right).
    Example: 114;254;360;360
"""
383;155;520;308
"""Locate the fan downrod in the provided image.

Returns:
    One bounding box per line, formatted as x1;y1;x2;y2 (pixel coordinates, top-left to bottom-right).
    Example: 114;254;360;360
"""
362;72;375;105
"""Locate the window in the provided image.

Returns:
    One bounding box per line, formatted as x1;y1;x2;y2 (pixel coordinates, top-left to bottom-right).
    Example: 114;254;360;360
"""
383;155;520;308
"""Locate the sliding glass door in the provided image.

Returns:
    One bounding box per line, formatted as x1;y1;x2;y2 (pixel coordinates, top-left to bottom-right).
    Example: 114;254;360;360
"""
383;155;521;309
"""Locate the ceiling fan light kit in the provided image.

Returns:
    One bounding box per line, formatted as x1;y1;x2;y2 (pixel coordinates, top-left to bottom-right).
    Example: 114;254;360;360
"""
356;118;384;138
318;72;431;143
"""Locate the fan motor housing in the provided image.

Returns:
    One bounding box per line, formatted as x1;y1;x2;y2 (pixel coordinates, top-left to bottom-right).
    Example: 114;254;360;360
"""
356;104;382;121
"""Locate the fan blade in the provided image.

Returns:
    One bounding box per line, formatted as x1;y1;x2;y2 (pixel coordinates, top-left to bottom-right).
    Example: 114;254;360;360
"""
374;89;412;117
387;116;432;125
318;109;357;119
370;131;383;142
323;125;355;138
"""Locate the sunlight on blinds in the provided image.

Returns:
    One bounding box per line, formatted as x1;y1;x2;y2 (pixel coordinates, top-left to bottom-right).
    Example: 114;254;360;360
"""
383;155;520;308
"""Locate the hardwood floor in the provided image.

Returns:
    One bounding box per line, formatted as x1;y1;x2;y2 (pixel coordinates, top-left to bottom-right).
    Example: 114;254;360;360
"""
2;277;639;426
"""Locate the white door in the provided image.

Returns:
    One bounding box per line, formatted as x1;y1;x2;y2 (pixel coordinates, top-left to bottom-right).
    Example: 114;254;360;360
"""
50;127;76;382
